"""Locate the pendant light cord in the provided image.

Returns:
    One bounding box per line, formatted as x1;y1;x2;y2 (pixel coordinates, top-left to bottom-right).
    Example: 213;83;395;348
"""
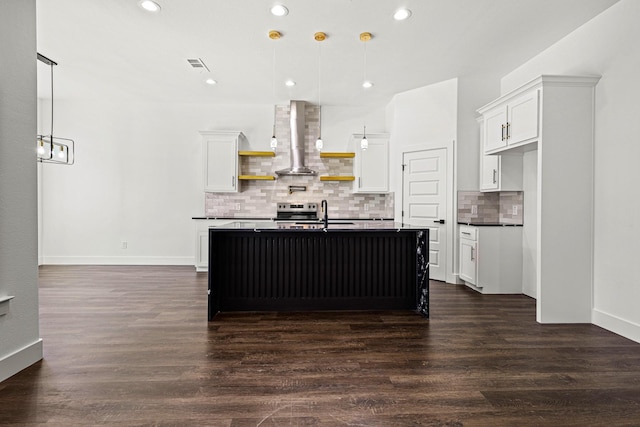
50;61;54;140
272;45;276;137
363;41;367;83
317;41;321;138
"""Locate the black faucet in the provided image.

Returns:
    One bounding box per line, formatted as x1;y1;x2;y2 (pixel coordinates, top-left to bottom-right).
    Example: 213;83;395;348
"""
321;199;328;228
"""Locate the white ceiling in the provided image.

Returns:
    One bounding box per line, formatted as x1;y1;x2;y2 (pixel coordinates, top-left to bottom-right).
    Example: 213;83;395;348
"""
36;0;619;106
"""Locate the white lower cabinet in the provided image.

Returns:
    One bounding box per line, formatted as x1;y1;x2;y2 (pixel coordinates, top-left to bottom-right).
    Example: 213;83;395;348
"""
194;220;231;272
459;228;477;284
458;225;522;294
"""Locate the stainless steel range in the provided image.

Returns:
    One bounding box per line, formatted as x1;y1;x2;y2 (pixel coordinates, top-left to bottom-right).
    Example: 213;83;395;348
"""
275;202;318;222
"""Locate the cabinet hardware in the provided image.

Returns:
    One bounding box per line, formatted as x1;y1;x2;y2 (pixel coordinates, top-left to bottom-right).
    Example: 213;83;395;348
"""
501;124;506;141
506;122;511;139
231;176;235;186
471;247;475;261
358;177;361;188
433;219;445;224
492;169;497;184
462;231;471;236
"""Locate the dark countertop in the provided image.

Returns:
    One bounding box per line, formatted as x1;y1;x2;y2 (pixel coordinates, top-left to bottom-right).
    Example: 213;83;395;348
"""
192;217;273;220
210;221;424;231
458;222;523;227
192;217;394;221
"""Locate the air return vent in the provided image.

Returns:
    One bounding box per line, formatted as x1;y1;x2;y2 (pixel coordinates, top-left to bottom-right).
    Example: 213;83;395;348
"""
187;58;210;71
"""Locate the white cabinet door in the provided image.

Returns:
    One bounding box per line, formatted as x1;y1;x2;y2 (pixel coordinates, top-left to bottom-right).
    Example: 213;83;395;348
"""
481;88;539;154
354;133;389;193
483;107;508;152
194;220;231;271
459;238;477;285
506;90;539;146
480;154;500;191
200;131;240;193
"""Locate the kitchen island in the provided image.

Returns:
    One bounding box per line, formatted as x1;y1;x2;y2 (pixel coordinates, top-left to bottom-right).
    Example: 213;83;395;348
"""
208;222;429;319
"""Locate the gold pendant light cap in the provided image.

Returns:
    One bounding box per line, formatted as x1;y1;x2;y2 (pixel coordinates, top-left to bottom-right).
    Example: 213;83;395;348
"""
314;32;327;41
360;32;372;42
269;30;282;40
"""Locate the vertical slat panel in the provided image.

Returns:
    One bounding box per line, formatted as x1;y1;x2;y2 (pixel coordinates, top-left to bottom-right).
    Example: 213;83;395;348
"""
210;230;425;313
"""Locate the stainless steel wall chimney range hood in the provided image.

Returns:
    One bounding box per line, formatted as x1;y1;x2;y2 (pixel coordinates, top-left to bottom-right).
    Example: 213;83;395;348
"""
276;100;317;176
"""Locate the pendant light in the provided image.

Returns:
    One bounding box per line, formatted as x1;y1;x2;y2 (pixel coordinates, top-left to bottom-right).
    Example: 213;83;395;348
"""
315;32;326;151
360;32;372;150
269;30;281;151
360;32;373;89
36;52;74;165
361;125;368;151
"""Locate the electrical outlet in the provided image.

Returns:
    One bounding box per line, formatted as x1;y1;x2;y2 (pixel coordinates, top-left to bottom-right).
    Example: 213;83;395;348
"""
235;203;241;211
512;206;518;215
471;205;477;215
121;241;128;249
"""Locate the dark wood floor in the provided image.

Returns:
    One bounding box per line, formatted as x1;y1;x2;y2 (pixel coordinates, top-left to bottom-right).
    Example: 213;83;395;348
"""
1;266;640;426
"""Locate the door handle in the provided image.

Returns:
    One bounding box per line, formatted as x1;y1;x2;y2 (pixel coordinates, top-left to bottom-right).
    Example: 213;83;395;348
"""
433;219;445;224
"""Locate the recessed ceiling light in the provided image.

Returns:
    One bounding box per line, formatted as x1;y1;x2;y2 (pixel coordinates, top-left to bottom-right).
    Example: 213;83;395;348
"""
362;81;373;89
139;0;161;12
205;78;217;85
393;8;412;21
270;5;289;17
285;80;296;87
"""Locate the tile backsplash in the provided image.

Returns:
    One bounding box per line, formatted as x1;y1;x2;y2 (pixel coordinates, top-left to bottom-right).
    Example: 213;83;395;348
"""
458;191;524;225
204;103;393;219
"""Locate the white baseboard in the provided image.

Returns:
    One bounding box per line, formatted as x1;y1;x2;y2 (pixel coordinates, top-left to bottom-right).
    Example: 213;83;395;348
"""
0;339;43;383
592;308;640;344
40;256;193;266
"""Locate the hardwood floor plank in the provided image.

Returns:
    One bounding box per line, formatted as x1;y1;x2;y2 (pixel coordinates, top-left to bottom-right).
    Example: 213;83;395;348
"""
1;265;639;426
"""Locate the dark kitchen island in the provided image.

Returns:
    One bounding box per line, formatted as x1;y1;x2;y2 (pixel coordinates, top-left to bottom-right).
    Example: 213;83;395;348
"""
208;222;429;319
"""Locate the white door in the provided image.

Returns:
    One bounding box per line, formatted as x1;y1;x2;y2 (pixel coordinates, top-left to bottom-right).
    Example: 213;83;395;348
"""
402;148;447;281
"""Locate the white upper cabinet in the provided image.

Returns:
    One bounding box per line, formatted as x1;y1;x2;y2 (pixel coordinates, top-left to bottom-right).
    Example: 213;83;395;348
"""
353;133;389;193
480;154;500;191
478;119;523;192
200;131;242;193
480;87;540;154
483;107;508;152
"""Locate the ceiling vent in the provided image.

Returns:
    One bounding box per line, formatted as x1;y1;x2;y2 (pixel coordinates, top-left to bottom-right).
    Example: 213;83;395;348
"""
187;58;210;72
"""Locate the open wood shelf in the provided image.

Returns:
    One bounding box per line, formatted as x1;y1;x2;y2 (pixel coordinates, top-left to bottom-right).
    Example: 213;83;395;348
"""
319;152;355;158
319;176;355;182
238;175;276;181
238;151;276;157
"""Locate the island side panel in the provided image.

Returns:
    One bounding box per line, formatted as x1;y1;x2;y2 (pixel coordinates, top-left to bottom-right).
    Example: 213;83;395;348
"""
416;229;429;317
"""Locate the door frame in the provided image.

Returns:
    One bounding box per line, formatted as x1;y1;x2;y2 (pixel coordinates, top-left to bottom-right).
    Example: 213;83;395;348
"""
397;141;457;284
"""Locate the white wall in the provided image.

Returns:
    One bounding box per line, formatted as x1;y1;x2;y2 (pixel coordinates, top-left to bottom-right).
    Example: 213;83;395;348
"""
501;0;640;341
39;99;384;264
387;78;458;283
0;0;43;382
522;150;538;298
387;78;458;198
456;75;501;191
